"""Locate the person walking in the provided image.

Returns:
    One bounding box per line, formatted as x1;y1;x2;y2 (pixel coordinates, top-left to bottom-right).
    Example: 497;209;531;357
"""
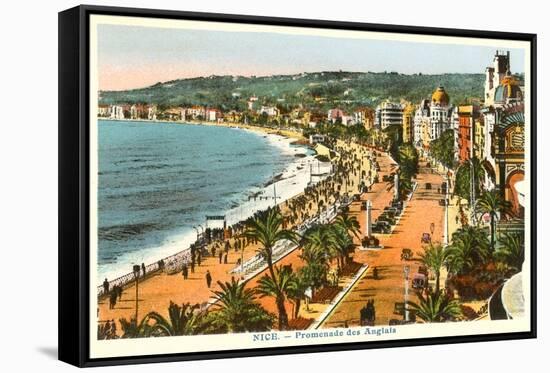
109;290;117;309
103;278;109;295
218;250;223;264
182;263;188;280
205;270;212;288
223;253;228;264
190;260;195;274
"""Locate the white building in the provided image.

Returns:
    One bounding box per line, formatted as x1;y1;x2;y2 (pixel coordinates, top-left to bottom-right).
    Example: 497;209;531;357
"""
374;101;404;130
258;106;279;117
412;87;453;148
110;105;124;120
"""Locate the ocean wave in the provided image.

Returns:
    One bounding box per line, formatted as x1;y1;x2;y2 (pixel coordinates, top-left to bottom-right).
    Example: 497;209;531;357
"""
99;222;164;242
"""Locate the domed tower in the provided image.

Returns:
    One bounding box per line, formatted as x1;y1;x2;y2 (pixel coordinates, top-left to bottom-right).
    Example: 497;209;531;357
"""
431;86;450;107
494;73;523;104
429;86;451;141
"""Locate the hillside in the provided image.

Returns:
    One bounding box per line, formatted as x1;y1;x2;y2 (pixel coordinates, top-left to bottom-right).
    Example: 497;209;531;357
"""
99;71;485;111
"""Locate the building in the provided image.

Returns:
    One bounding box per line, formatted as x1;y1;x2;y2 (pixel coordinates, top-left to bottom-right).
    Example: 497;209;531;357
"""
309;134;325;145
184;106;206;120
481;50;525;216
413;99;430;148
247;96;258;111
484;51;523;106
374;101;403;130
258;106;279;117
402;103;415;144
412;87;453;149
327;108;345;124
206;108;222;122
429;86;452;141
109;105;125;120
457;105;480;163
147;105;157;121
98;104;110;117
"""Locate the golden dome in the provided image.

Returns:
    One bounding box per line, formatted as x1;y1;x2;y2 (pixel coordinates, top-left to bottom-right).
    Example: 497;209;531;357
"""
431;86;450;106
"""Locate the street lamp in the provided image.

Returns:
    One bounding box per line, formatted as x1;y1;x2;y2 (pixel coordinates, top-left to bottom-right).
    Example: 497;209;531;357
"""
468;158;477;225
403;265;410;323
132;264;141;323
443;173;450;245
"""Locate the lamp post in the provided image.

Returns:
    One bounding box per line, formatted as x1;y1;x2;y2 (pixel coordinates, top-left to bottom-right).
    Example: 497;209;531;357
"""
132;264;141;323
403;265;410;322
444;173;450;245
469;158;476;225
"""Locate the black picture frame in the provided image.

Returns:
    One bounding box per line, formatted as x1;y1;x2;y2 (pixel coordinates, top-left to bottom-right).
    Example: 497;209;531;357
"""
58;4;537;368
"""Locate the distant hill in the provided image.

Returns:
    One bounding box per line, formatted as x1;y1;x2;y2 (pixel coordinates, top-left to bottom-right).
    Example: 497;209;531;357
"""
99;71;485;111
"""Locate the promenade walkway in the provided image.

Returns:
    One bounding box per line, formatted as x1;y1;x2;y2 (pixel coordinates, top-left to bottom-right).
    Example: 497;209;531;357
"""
320;160;446;327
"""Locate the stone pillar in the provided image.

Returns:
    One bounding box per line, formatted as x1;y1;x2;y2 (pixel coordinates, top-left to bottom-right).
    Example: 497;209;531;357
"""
365;200;372;237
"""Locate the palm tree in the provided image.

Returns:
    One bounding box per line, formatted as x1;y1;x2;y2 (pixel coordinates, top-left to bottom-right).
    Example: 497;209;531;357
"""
241;208;299;330
407;291;462;323
496;232;524;272
475;190;511;251
420;242;448;295
209;278;274;333
334;214;361;240
119;316;151;338
142;302;205;336
301;224;337;264
257;265;296;328
332;226;356;269
447;226;490;275
286;271;309;319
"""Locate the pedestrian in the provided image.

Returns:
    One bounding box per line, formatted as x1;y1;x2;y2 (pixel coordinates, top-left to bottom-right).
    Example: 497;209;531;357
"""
115;285;122;301
223;253;228;264
103;278;109;295
109;290;117;309
219;250;223;264
190;261;195;274
197;251;202;266
110;319;116;337
182;264;188;280
211;246;216;258
205;270;212;288
141;262;146;277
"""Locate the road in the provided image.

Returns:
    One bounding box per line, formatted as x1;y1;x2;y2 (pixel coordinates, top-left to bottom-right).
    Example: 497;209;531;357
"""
320;158;446;327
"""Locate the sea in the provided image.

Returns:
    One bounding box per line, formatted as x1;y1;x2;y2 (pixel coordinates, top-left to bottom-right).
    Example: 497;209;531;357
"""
97;120;324;281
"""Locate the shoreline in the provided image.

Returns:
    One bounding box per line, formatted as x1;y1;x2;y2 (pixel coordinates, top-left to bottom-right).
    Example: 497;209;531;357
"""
96;118;324;288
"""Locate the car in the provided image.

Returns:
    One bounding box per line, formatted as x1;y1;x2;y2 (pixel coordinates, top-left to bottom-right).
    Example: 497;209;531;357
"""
372;221;391;234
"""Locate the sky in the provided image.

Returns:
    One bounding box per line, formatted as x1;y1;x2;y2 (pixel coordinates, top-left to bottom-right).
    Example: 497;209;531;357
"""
98;24;525;91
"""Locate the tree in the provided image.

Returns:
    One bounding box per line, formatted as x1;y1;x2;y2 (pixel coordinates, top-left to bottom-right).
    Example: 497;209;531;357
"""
334;214;361;240
419;242;448;295
208;278;274;333
141;302;206;336
286;271;309;319
119;317;152;339
397;143;419;179
475;190;512;251
257;265;296;327
332;226;356;269
241;208;299;330
430;129;456;170
453;157;484;203
447;226;490;275
301;224;336;264
407;291;462;323
495;232;524;272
